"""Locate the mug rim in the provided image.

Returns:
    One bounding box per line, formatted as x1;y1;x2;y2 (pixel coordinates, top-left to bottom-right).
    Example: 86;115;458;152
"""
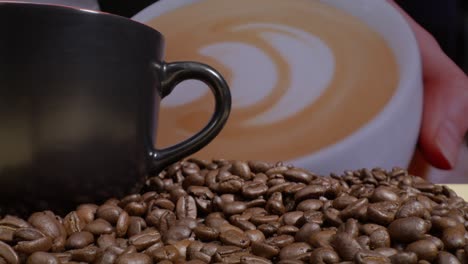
0;1;165;41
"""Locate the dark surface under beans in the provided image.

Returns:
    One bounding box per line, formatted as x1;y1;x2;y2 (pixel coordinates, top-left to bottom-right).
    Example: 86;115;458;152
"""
1;159;468;263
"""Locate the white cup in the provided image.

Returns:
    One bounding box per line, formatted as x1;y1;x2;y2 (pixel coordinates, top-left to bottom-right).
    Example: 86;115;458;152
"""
133;0;423;175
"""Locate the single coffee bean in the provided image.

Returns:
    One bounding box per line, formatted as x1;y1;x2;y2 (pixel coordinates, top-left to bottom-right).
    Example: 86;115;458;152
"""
242;182;269;199
296;199;323;212
369;229;391;249
333;196;358;210
219;229;251;248
129;228;162;251
83;219;113;235
231;161;252;180
26;252;59;264
15;236;53;254
251;241;280;259
374;248;397;258
370;186;399;203
245;230;265;243
193;225;219;241
0;241;19;264
281;211;305;227
436;251;461;264
388;217;430;243
294;185;326;201
223;202;247;216
278;242;311;260
406;239;439;262
214;245;249;263
115;211;130;238
360;224;385;236
424;235;445;251
115;253;152;264
127;217;146;238
124;202;147;217
324;208;343;226
302;210;324;225
233;220;257;231
331;233;362;261
96;204;122;225
431;216;459;231
65;231;94;249
250;215;280;225
28;211;66;252
309;247;340;264
69;245;99;263
248;161;273;173
284;168;315;184
340;198;368;220
366;201;399;225
163;225;192;244
176;196;197;219
354;250;391;264
389;251;418;264
309;230;336;248
278;225;299;236
151;245;180;262
266;192;286;215
396;200;426;219
13;227;45;241
295;223;320;242
240;254;272;264
97;234;116;250
266;235;295;248
441;226;466;250
339;218;359;238
63;212;85;236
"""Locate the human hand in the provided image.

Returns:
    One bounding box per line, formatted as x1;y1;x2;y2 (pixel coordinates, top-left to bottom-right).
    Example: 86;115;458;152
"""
390;1;468;170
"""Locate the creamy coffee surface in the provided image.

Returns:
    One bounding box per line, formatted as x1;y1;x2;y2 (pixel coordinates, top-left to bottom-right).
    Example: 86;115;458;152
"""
147;0;399;161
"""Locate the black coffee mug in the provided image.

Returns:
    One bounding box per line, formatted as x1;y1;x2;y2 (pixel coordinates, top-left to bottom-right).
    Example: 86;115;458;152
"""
0;3;231;215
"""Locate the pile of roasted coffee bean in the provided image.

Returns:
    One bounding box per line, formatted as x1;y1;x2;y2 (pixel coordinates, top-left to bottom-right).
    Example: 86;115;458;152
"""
1;159;468;264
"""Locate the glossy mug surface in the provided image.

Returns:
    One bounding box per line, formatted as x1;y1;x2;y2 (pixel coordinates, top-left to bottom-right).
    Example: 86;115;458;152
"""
0;3;231;214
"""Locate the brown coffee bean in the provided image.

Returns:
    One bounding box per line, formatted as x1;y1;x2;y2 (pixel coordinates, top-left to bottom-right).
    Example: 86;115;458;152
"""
436;251;461;264
388;217;430;243
340;198;368;220
233;220;257;231
115;252;152;264
69;245;99;263
176;196;197;219
96;204;122;225
294;185;326;201
369;228;391;249
193;225;219;241
407;240;439;262
357;236;370;250
28;211;66;252
331;233;362;261
83;219;113;235
389;251;418;264
441;226;466;250
13;227;45;241
432;216;459;231
231;161;252;180
115;212;130;239
371;186;399;203
250;215;280;225
309;247;340;264
284;168;315;184
266;235;295;248
360;224;385;236
339;218;359;238
295;222;320;242
354;250;391;264
297;199;323;212
26;252;59;264
324;208;343;226
65;231;94;249
367;201;399;225
75;204;98;224
245;230;265;243
63;211;85;236
258;222;280;237
396;200;426;219
333;196;358;210
0;241;19;264
129;228;162;251
97;234;116;249
151;245;180;262
241;182;268;199
220;229;250;248
278;242;311;260
146;209;176;234
251;241;280;259
248;161;273;173
164;225;192;244
424;235;445;251
223;202;247;216
278;225;299;236
266;192;286;215
309;230;336;248
374;248;397;258
240;254;272;264
124;202;147;216
214;245;249;263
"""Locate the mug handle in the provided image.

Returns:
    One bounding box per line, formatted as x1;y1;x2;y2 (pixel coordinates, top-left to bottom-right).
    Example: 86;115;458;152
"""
149;61;232;172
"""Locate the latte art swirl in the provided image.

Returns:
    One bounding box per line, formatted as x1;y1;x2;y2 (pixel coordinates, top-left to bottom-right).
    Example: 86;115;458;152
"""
148;0;399;161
